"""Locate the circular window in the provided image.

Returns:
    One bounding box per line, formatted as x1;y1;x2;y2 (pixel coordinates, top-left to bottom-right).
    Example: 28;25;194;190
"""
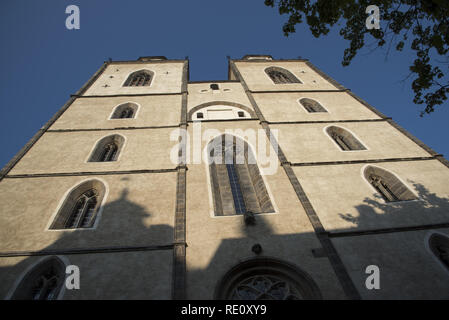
215;257;322;300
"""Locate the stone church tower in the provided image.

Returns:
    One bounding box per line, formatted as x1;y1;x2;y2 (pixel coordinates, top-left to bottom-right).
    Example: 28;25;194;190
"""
0;55;448;300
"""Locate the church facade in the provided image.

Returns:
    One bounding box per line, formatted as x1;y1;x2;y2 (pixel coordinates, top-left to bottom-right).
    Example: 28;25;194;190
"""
0;55;448;299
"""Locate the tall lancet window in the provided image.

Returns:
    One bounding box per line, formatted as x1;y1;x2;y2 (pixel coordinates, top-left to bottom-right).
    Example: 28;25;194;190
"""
265;67;302;84
326;126;366;151
111;103;138;119
50;179;106;230
299;98;327;113
364;166;417;202
88;134;125;162
123;70;153;87
429;233;449;271
11;256;66;300
207;134;274;216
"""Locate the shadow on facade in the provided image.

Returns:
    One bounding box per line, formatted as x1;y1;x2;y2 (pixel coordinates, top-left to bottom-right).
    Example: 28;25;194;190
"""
2;182;449;299
186;213;332;299
337;182;449;231
187;182;449;300
0;187;174;299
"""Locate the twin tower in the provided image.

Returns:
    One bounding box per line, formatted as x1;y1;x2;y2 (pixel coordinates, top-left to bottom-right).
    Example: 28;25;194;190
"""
0;55;448;299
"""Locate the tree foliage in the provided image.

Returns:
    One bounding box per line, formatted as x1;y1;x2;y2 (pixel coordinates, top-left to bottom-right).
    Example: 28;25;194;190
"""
265;0;449;115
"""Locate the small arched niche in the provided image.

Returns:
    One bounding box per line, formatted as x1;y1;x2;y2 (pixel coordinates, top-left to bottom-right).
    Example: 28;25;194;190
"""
110;102;138;119
123;69;153;87
428;233;449;272
88;134;125;162
207;134;274;216
364;166;417;202
265;66;302;84
50;179;106;229
299;98;327;113
214;257;322;300
11;256;66;300
326;126;366;151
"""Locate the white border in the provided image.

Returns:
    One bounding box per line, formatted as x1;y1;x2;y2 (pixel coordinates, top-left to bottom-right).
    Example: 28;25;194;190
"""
360;164;421;204
5;255;70;300
108;101;141;120
323;125;369;152
424;231;449;276
203;133;279;218
84;133;127;163
44;177;110;231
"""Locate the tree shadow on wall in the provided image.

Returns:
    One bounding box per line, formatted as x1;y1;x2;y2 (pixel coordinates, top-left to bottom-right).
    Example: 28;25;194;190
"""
337;182;449;232
0;187;174;300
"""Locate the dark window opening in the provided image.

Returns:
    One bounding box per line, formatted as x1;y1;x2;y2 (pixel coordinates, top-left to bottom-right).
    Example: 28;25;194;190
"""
364;166;417;202
119;108;134;119
11;257;66;300
123;70;153;87
368;174;399;202
65;189;99;228
327;126;366;151
299;98;327;113
89;135;124;162
265;67;302;84
99;142;118;162
50;180;106;230
429;234;449;270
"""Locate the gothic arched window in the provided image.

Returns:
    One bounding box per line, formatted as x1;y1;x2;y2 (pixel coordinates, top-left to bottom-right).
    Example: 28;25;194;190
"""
326;126;366;151
429;233;449;271
88;134;125;162
50;179;106;229
364;166;417;202
207;134;274;216
11;256;66;300
299;98;327;113
123;70;153;87
110;103;138;119
265;67;302;84
215;258;322;300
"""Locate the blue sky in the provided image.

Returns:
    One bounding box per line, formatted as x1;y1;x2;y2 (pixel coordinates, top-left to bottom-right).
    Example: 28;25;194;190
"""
0;0;448;169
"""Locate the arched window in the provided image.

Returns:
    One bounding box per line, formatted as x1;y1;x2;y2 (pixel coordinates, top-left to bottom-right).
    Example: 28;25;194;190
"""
50;179;106;229
364;166;417;202
11;256;66;300
265;67;302;84
299;98;327;113
88;134;125;162
123;70;153;87
207;134;274;216
215;258;322;300
326;126;366;151
110;103;138;119
429;233;449;271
